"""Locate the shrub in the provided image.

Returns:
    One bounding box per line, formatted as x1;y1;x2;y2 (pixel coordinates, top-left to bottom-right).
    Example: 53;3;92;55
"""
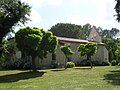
92;60;99;66
51;61;58;69
117;63;120;66
79;59;90;66
66;62;75;68
2;59;32;70
111;60;117;66
101;61;111;66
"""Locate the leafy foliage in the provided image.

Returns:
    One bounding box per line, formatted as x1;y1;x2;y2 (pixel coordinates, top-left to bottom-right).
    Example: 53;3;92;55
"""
102;28;119;38
0;0;31;58
15;27;58;70
49;23;82;39
60;44;74;59
115;0;120;22
77;43;97;68
103;38;117;62
66;62;75;68
78;43;97;57
60;44;74;68
111;60;117;66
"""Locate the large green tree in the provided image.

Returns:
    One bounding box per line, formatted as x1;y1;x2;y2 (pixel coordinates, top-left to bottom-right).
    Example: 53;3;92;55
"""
115;38;120;63
60;44;74;68
49;23;82;39
77;43;97;68
0;0;31;58
82;23;92;39
115;0;120;22
102;28;119;38
15;27;58;70
102;38;117;62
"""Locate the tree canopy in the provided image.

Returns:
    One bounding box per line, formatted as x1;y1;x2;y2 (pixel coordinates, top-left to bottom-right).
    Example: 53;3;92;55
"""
0;0;31;58
115;0;120;22
60;44;74;68
15;27;58;70
49;23;82;39
77;43;97;68
61;44;74;60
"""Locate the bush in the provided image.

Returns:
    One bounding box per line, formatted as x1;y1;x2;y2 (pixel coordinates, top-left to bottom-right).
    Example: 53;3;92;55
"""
51;61;58;69
66;62;75;68
111;60;117;66
92;60;99;66
79;59;90;66
101;61;111;66
2;59;32;70
117;63;120;66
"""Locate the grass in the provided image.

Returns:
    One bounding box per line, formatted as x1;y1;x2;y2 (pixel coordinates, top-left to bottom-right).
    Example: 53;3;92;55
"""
0;66;120;90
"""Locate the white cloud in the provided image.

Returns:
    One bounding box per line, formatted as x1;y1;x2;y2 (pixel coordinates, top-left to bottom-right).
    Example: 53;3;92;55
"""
67;15;96;26
47;0;63;6
66;14;120;30
26;10;42;27
21;0;45;8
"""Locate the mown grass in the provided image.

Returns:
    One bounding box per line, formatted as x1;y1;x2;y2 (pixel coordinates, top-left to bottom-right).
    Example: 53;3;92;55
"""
0;66;120;90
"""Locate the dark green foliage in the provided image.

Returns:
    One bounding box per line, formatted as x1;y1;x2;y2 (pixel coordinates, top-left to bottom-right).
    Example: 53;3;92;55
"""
117;63;120;66
101;62;111;66
115;0;120;22
79;59;91;66
66;62;75;68
2;59;32;70
60;44;74;60
15;27;58;70
77;43;97;68
102;28;119;38
114;38;120;63
0;39;15;66
103;38;117;62
77;60;110;66
111;60;117;66
92;60;99;66
77;43;97;57
49;23;82;39
0;0;31;58
51;52;58;68
60;44;74;68
82;23;92;39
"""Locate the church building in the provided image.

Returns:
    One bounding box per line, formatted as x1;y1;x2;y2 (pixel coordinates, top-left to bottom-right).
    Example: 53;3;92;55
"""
8;26;109;68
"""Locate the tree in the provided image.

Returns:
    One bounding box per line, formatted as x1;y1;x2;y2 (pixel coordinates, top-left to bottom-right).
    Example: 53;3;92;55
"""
115;0;120;22
49;23;82;39
102;28;119;38
60;44;74;68
115;38;120;63
102;38;117;62
0;0;31;58
77;43;97;69
82;23;92;39
15;27;58;71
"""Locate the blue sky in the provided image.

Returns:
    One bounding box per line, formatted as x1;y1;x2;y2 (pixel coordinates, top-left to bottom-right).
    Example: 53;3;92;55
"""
21;0;120;30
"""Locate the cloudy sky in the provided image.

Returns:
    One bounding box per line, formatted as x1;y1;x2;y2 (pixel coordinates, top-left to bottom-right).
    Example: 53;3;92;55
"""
21;0;120;30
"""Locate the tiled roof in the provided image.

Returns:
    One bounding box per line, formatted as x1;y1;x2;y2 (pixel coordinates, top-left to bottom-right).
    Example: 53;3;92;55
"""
57;37;88;43
57;36;105;45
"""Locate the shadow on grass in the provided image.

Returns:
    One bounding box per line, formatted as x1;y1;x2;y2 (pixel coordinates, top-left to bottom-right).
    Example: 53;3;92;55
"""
51;68;66;72
104;69;120;85
0;71;46;83
74;67;92;70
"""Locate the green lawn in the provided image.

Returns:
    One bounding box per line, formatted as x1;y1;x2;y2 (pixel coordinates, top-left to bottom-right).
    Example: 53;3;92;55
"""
0;66;120;90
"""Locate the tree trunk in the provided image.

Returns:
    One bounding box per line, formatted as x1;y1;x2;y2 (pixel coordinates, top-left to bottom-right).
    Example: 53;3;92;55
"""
65;56;67;69
87;55;92;69
32;55;37;71
68;57;70;62
0;38;3;58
